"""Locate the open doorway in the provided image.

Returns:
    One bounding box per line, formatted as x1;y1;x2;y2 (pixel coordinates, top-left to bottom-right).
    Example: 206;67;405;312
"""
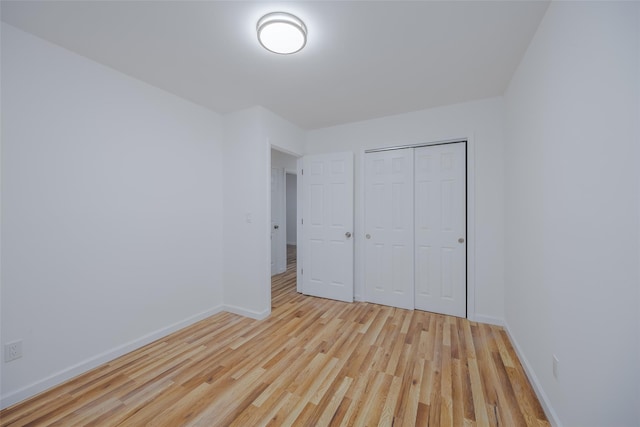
271;149;299;303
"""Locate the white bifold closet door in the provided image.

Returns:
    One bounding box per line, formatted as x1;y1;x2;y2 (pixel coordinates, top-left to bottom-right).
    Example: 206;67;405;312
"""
414;143;466;317
364;148;414;310
364;142;466;317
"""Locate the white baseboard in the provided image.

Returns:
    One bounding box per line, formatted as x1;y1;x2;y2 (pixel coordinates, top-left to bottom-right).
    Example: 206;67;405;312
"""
223;304;270;320
0;304;224;410
470;314;505;326
503;323;563;427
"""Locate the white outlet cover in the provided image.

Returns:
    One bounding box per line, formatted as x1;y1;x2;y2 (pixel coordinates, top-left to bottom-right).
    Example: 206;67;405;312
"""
4;340;23;362
552;355;559;379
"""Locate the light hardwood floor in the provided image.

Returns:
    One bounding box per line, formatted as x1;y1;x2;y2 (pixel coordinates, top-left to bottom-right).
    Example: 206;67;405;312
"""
1;246;549;426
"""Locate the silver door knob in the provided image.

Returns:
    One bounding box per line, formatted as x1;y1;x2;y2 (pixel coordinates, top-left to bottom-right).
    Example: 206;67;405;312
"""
345;232;352;238
366;234;371;239
458;237;465;243
274;225;279;229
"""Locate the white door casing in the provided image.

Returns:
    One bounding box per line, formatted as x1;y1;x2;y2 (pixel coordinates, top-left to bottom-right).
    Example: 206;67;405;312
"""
271;167;286;276
301;152;354;302
414;143;466;317
364;148;415;310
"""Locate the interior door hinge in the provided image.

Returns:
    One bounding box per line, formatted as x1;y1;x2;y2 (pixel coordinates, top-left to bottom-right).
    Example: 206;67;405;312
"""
301;218;304;225
301;169;303;175
301;268;303;275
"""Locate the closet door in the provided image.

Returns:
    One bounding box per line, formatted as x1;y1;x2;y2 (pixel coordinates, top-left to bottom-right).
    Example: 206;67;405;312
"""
414;143;466;317
364;149;414;310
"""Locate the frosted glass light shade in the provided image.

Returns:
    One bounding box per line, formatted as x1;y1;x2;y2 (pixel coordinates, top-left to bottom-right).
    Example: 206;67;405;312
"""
257;12;307;55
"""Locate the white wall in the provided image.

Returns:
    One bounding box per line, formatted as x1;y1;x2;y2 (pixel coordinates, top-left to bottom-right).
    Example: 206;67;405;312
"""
1;24;225;408
0;25;305;407
223;107;270;318
223;107;303;319
286;174;297;245
504;3;640;426
262;107;304;158
305;97;505;322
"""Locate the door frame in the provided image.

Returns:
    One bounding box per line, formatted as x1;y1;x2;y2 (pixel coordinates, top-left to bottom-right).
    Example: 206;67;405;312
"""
269;144;303;302
296;157;303;292
359;136;477;320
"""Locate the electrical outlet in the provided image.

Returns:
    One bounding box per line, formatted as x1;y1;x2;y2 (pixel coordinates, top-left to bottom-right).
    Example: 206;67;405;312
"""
4;340;23;362
552;354;559;379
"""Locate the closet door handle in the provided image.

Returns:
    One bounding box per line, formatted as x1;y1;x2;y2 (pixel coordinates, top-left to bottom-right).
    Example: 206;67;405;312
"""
345;232;352;238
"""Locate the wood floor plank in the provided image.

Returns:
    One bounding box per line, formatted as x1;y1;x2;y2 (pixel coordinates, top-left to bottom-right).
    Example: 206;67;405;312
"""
398;356;424;427
468;357;491;427
312;376;353;426
380;374;403;427
0;245;548;426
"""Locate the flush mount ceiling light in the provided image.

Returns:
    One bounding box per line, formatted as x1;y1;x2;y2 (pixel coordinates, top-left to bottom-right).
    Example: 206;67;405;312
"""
257;12;307;55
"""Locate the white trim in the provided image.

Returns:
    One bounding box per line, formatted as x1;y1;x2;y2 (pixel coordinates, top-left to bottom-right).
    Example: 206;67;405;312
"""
223;304;270;321
264;139;274;317
355;149;366;303
504;323;563;427
296;157;303;293
363;137;472;153
471;314;504;327
465;134;477;320
0;304;225;410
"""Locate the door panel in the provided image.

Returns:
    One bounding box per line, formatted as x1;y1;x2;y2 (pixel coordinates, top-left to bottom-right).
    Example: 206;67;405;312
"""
302;152;354;302
414;143;466;317
271;167;286;275
364;149;414;310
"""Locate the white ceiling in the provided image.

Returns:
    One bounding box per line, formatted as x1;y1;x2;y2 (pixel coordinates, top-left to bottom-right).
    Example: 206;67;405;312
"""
1;1;549;130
